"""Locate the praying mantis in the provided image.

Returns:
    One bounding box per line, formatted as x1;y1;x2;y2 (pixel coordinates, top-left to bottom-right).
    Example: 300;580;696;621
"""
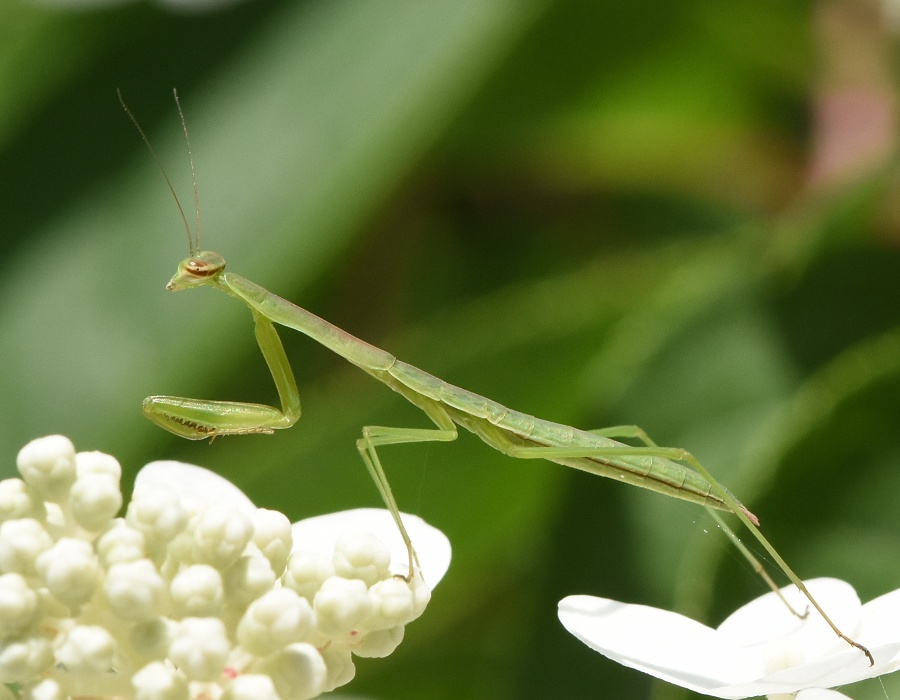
124;90;874;665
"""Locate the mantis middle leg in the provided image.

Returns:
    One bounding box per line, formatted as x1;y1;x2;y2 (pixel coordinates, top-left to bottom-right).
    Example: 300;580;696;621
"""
356;399;458;581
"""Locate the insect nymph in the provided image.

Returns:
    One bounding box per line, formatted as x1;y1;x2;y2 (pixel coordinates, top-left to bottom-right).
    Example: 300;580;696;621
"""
123;89;873;665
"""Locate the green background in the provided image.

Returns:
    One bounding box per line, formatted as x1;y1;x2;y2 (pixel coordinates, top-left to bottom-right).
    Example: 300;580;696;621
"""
2;0;900;698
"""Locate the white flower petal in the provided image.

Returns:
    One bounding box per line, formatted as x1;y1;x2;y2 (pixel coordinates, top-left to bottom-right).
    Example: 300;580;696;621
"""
558;595;759;696
717;579;861;655
291;509;451;587
720;640;900;697
135;461;255;515
856;587;900;649
795;690;854;700
560;578;900;699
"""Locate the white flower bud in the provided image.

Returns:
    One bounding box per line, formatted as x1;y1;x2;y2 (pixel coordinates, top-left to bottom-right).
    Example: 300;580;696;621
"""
353;625;404;658
237;588;315;656
283;550;335;601
223;554;276;607
69;474;122;533
129;618;173;660
42;504;64;539
35;538;100;609
260;643;326;700
21;678;64;700
75;451;122;481
0;479;45;523
0;519;53;576
168;617;230;681
104;559;168;620
96;520;146;567
16;435;76;503
320;647;355;692
37;589;69;620
0;633;53;682
0;573;40;637
126;486;188;551
252;508;292;577
132;660;189;700
332;531;391;586
189;506;253;570
55;624;117;674
313;577;372;636
410;573;432;617
170;564;224;618
221;673;281;700
365;577;416;630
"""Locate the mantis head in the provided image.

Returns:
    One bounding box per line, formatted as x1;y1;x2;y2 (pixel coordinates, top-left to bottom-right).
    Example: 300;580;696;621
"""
166;251;226;291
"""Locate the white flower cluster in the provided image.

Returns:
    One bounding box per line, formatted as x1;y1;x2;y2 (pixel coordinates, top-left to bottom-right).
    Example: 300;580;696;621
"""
0;435;450;700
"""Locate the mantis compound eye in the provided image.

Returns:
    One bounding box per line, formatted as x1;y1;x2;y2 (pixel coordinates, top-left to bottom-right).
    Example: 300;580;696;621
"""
186;251;226;277
186;260;217;277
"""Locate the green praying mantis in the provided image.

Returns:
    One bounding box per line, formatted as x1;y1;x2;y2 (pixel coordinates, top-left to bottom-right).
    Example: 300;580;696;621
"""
123;90;874;665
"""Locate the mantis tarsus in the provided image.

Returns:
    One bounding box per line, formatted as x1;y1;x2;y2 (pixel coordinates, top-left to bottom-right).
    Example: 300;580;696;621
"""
123;89;874;665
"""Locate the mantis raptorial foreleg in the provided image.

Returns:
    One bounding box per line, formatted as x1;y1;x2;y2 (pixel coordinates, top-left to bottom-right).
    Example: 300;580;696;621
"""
143;312;300;439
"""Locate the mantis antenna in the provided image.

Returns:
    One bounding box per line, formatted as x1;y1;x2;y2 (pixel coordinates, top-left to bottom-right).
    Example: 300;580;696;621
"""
117;88;199;255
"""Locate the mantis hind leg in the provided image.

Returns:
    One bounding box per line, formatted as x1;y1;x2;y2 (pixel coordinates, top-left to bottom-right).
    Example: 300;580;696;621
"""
591;424;805;617
356;400;458;581
483;426;874;664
